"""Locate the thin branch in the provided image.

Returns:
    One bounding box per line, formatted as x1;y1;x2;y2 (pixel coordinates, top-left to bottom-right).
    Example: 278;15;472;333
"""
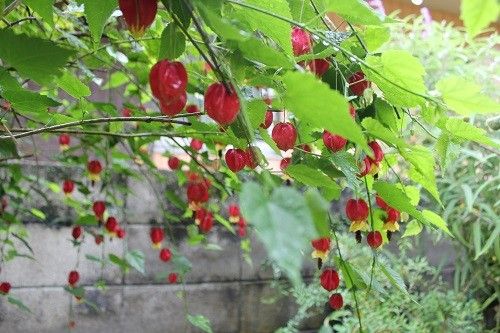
0;115;192;140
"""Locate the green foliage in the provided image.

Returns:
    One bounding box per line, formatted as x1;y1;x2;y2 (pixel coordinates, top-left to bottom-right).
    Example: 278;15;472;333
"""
240;182;317;285
460;0;500;37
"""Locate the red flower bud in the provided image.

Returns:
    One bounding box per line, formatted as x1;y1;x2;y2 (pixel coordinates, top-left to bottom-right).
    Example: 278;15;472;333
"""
116;228;126;239
105;217;119;233
225;148;246;173
348;71;370;97
349;104;356;118
228;204;240;218
308;58;330;77
280;157;291;171
345;199;369;222
63;180;75;195
122;108;132;117
329;293;343;310
238;225;246;237
71;226;82;240
375;195;389;210
159;248;172;262
320;268;340;291
149;60;188;99
244;147;258;169
59;134;70;146
358;156;373;177
291;27;312;56
260;111;273;129
367;231;383;249
68;270;80;286
385;208;400;223
94;235;104;245
150;227;164;248
0;282;11;294
311;237;330;252
168;273;178;284
92;201;106;220
87;160;103;176
119;0;158;38
196;208;214;234
323;131;347;152
190;139;203;151
168;156;180;170
272;122;297;151
186;182;209;205
368;141;384;163
204;83;240;125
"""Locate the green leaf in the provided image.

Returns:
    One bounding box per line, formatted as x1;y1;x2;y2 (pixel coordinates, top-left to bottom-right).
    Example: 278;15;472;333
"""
402;220;423;238
0;88;60;115
422;210;453;237
125;250;145;274
159;23;186;60
334;257;366;290
240;182;317;285
474;223;500;259
246;100;267;129
378;259;414;301
286;164;341;194
237;38;293;68
362;117;406;148
326;0;383;25
443;118;499;148
436;76;500;116
0;137;18;158
7;296;32;313
363;50;427;108
55;70;91;99
233;0;293;55
283;71;368;151
361;25;390;52
64;286;85;298
23;0;54;27
305;188;330;237
76;214;98;226
78;0;117;42
259;127;280;153
187;314;213;333
373;181;429;226
0;30;75;85
460;0;500;37
214;214;235;234
109;254;130;272
30;208;46;220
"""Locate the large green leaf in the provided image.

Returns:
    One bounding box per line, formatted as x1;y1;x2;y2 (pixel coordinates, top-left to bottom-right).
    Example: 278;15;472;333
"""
0;88;60;114
443;118;499;148
283;71;368;151
125;250;145;274
232;0;293;55
422;209;453;237
23;0;54;27
362;117;406;148
187;315;213;333
363;50;427;108
240;182;317;285
305;188;331;237
159;23;186;60
78;0;117;42
0;30;75;85
326;0;383;25
286;164;341;193
460;0;499;37
55;70;91;99
436;76;500;116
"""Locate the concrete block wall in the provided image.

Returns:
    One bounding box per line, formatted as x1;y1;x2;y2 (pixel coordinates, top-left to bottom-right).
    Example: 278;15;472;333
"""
0;166;321;333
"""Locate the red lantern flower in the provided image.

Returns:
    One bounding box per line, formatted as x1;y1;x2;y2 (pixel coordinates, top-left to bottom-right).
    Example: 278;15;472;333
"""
311;237;331;260
345;199;369;232
0;282;11;294
320;268;340;291
159;91;187;116
68;270;80;287
204;83;240;125
329;293;344;310
225;148;247;173
375;195;389;210
121;108;132;117
168;273;178;284
384;208;401;232
119;0;158;38
116;228;126;239
367;231;383;249
358;156;378;177
59;134;70;151
272;122;297;151
260;111;273;129
291;26;312;56
323;131;347;152
308;58;330;77
186;104;199;115
63;180;75;196
280;158;291;171
150;227;164;249
87;160;103;182
186;182;209;209
368;141;384;164
92;201;106;220
71;226;82;240
168;156;180;170
190;139;203;151
159;248;172;262
149;60;188;99
105;217;119;234
244;147;258;169
94;235;104;245
228;204;240;223
348;71;371;97
195;208;213;233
